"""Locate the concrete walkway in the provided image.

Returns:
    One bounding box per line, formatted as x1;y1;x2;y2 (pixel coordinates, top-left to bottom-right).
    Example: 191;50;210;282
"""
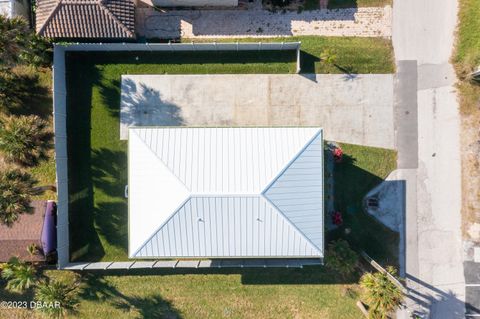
393;0;465;317
136;6;392;39
120;74;394;149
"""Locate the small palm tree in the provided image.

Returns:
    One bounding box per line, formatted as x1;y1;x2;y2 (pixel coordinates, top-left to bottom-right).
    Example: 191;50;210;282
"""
325;239;358;278
360;266;403;319
27;243;39;256
35;279;80;319
0;257;36;292
0;115;51;166
0;169;37;226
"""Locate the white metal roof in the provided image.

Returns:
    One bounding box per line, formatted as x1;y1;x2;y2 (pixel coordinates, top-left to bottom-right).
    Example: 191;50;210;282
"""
128;127;324;259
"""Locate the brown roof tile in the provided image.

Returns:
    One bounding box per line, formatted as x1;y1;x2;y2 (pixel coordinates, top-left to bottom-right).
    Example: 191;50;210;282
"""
36;0;135;39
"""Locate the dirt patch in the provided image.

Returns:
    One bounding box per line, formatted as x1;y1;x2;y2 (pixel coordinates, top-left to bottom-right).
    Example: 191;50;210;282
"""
459;82;480;243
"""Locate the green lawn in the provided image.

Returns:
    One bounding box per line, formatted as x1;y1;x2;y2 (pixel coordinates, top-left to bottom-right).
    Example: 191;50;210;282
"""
66;36;396;262
185;36;395;74
327;0;392;9
453;0;480;239
0;268;362;319
454;0;480;115
331;143;398;265
6;66;57;200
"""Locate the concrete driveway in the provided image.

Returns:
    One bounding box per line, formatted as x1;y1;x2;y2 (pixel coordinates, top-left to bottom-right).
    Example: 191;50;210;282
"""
120;74;394;149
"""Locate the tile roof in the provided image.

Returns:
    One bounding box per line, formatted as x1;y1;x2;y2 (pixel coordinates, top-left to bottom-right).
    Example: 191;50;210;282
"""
36;0;135;39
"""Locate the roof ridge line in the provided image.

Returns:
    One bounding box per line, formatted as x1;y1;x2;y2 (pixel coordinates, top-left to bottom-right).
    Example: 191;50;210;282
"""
37;0;62;36
131;196;192;258
98;0;135;37
131;129;191;192
261;129;322;195
261;195;323;255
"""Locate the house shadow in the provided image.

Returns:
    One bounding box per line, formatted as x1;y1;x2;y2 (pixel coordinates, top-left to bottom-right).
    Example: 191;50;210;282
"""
120;78;185;139
140;5;358;39
328;153;401;267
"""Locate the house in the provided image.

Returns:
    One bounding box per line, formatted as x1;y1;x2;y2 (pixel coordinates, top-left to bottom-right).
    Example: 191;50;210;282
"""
0;0;29;19
128;127;324;260
36;0;135;40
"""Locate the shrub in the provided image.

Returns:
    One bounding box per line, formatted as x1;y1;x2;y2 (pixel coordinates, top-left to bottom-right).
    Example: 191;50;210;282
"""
35;279;80;319
360;266;403;319
325;239;358;278
0;169;37;226
0;257;36;292
0;115;52;166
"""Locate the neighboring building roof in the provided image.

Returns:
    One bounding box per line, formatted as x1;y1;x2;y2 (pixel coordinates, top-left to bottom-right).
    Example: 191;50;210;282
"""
36;0;135;39
128;127;324;259
0;201;46;262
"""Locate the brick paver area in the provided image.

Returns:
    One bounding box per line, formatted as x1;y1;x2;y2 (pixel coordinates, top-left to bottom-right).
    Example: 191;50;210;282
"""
137;6;392;39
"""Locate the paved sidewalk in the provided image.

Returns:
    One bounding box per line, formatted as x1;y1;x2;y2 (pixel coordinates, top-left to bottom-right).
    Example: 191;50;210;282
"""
120;74;394;148
137;6;392;39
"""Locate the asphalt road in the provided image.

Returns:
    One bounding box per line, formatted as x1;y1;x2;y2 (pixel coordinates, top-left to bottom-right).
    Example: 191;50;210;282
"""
393;0;465;318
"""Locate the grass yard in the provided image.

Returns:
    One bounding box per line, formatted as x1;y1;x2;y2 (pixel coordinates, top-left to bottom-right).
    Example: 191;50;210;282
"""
331;143;398;265
186;36;395;74
0;268;362;319
66;36;396;262
2;66;56;200
453;0;480;241
327;0;392;9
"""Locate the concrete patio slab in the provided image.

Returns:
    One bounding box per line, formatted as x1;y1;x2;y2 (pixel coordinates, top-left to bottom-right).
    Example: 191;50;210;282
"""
120;74;394;149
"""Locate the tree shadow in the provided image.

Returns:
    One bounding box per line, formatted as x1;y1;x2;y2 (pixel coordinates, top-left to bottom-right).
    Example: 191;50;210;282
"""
93;202;128;255
79;273;182;318
120;78;185;139
91;148;127;198
1;69;51;119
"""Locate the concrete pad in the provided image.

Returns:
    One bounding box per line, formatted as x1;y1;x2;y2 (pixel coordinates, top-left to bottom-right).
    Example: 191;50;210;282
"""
121;74;395;149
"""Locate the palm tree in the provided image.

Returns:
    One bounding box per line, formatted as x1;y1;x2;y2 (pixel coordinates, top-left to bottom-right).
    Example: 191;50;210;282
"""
325;239;358;278
0;15;30;68
35;279;80;319
0;115;52;166
360;266;404;319
0;169;37;227
0;257;36;292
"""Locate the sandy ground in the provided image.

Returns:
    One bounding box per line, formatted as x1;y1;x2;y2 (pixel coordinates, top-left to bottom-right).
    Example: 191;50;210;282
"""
393;0;465;317
120;74;394;148
136;6;392;39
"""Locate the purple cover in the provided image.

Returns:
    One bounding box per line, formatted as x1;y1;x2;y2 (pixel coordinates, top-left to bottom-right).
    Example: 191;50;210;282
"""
41;201;57;256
